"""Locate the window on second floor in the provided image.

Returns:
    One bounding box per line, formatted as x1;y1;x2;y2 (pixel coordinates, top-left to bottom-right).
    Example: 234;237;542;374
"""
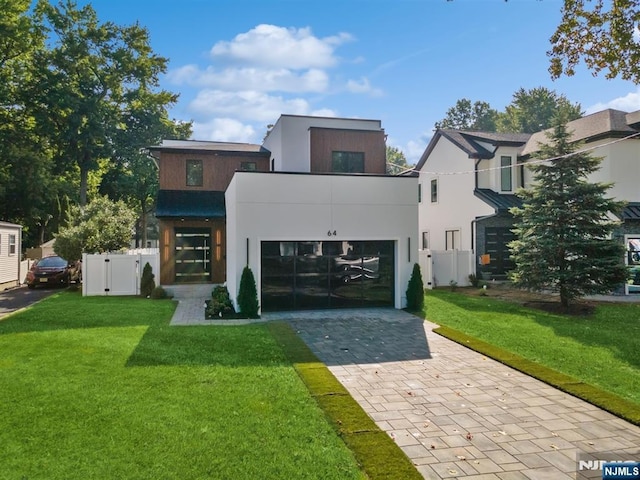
332;151;364;173
241;161;257;171
445;229;460;251
186;159;203;186
418;183;422;203
501;156;512;191
430;179;438;203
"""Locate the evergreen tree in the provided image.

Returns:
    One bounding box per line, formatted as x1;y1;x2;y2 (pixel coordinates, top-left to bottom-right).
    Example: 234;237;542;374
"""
405;263;425;311
509;116;628;310
140;262;155;298
237;266;259;318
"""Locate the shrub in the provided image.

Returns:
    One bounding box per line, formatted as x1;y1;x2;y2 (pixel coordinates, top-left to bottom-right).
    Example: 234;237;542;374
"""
140;262;156;297
150;285;168;299
205;285;235;318
405;263;424;311
237;266;260;318
468;273;479;288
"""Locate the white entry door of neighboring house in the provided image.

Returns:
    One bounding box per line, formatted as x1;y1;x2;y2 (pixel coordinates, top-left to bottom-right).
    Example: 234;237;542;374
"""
626;236;640;295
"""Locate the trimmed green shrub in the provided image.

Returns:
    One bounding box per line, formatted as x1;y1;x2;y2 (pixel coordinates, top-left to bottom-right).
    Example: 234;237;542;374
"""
205;285;235;318
237;266;259;318
405;263;424;311
150;285;168;299
140;262;156;298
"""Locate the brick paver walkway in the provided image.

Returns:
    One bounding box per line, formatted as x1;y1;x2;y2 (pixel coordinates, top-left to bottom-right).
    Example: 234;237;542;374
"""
268;309;640;480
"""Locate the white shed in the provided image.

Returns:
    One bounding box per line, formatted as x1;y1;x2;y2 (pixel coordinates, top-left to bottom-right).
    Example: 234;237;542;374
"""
0;221;22;290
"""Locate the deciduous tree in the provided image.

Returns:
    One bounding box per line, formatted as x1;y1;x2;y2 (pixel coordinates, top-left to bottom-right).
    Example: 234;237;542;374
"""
434;98;498;131
549;0;640;83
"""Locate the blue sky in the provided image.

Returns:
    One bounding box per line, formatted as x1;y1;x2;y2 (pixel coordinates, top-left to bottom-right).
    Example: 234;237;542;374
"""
88;0;640;164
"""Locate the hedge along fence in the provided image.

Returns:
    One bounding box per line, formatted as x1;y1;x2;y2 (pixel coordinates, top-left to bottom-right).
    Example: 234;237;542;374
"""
267;322;423;480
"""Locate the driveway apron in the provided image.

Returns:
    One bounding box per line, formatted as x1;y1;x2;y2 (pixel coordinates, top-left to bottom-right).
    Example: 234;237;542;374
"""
269;308;640;480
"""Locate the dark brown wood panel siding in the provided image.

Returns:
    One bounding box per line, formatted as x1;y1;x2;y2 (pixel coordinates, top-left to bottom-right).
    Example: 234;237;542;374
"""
159;152;270;191
309;128;386;174
159;218;226;285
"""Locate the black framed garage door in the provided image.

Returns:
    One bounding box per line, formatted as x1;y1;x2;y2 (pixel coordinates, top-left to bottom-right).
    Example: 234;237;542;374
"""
261;240;394;311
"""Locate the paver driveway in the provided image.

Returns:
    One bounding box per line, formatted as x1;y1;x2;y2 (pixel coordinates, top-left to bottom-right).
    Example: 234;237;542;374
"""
265;308;640;480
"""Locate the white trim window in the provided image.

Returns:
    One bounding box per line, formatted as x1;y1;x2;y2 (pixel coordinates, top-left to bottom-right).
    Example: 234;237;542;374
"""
501;156;512;192
8;234;16;255
445;229;460;251
421;231;429;250
430;178;438;203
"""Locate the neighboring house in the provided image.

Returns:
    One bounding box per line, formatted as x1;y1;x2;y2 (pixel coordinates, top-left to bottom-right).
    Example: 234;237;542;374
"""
151;115;418;311
417;108;640;293
415;130;531;280
25;238;56;260
0;221;22;290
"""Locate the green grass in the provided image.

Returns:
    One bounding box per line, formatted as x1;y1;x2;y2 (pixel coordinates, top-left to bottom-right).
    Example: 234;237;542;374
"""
0;291;365;480
424;290;640;419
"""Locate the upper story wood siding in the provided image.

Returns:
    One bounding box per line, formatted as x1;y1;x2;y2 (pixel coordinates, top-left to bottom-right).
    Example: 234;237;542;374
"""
159;151;270;191
309;127;386;174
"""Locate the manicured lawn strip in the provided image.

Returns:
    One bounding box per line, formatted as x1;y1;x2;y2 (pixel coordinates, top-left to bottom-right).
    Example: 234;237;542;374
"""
268;321;423;480
434;325;640;426
424;290;640;421
0;292;366;480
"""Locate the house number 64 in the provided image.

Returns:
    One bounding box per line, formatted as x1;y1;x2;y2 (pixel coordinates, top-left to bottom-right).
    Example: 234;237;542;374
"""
327;230;337;236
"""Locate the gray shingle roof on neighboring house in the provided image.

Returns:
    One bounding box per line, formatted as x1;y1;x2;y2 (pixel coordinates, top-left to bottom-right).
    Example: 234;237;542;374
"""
414;130;531;172
474;188;523;213
622;203;640;220
521;109;640;157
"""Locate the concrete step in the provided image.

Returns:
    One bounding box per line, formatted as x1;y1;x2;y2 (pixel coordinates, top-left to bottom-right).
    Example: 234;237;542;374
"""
163;283;218;300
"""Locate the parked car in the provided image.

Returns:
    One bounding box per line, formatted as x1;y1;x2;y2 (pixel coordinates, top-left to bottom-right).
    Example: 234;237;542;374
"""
25;255;79;289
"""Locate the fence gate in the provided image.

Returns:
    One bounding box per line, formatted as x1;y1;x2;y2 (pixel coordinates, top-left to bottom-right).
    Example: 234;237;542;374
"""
82;252;160;296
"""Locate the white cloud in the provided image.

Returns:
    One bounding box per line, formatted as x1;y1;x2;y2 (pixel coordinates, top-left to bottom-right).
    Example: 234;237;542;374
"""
210;24;353;69
167;65;329;93
190;118;257;143
585;88;640;114
405;139;429;166
346;77;384;97
189;90;314;122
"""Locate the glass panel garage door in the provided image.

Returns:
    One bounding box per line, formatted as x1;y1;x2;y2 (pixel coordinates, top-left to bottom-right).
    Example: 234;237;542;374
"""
261;240;394;311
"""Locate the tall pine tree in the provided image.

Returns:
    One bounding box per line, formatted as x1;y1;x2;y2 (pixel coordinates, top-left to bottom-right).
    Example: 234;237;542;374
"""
509;116;628;310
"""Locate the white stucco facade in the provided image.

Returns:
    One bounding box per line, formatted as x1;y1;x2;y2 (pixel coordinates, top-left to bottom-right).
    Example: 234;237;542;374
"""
226;172;418;311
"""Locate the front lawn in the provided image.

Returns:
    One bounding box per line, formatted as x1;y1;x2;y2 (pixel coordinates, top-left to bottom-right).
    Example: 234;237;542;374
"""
424;289;640;409
0;292;364;480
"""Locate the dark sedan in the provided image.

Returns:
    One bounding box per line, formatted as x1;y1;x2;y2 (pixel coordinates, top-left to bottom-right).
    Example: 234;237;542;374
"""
25;255;77;289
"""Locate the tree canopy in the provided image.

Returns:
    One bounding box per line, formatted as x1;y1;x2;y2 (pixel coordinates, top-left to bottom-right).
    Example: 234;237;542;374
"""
434;99;498;131
509;116;628;310
0;0;190;249
549;0;640;84
434;87;582;134
386;146;413;175
54;196;137;261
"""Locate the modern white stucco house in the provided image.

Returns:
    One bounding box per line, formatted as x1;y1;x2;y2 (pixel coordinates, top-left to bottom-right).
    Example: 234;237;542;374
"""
0;221;22;290
416;108;640;293
152;114;418;312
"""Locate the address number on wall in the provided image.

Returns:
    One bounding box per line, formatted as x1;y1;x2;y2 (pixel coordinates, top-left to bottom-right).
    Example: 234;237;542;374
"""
327;230;337;236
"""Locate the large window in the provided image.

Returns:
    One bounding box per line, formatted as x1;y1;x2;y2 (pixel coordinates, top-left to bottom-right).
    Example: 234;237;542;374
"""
501;156;512;191
430;179;438;203
445;230;460;251
186;159;203;186
332;151;364;173
241;161;257;171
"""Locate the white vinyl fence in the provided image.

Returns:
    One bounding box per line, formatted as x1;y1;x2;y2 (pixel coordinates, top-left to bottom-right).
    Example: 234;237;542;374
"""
82;250;160;296
419;249;474;289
